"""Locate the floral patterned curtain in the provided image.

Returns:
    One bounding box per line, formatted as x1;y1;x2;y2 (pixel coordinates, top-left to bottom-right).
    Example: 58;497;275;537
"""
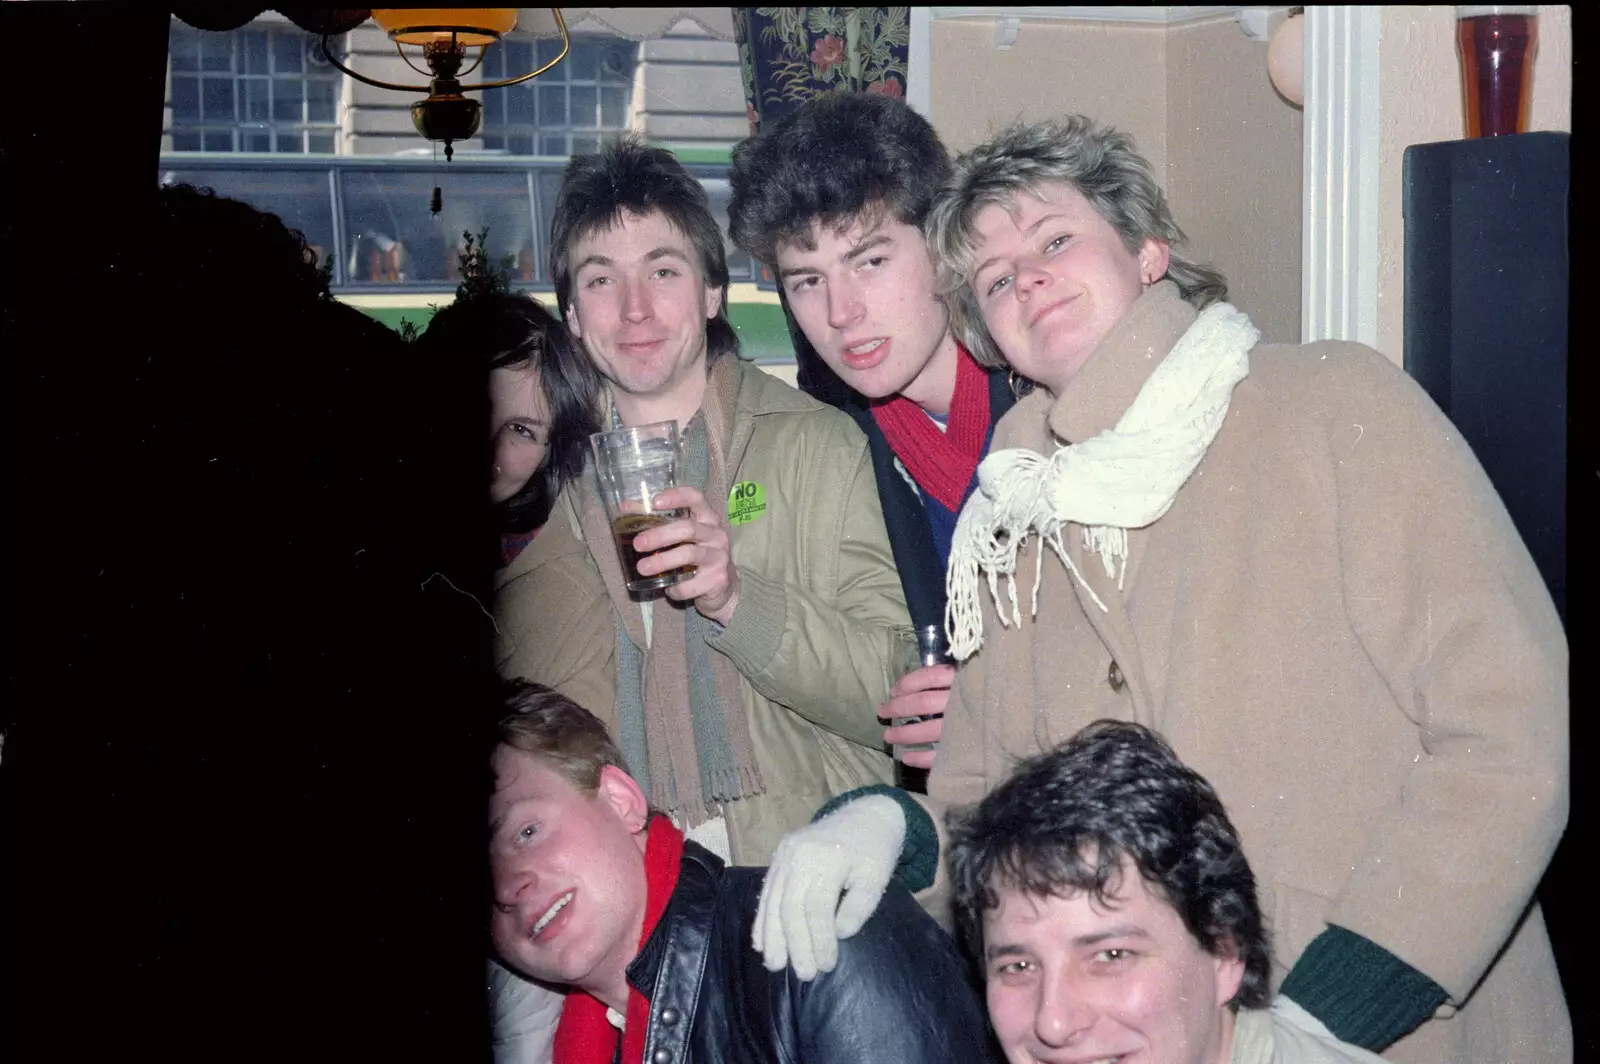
732;8;910;133
732;8;910;402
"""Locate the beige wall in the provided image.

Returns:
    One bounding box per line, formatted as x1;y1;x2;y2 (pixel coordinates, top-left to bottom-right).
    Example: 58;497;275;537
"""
928;13;1302;347
1375;5;1571;361
929;18;1167;172
1167;15;1303;344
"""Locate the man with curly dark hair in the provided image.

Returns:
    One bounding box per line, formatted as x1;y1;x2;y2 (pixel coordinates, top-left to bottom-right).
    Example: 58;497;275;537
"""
948;721;1386;1064
729;94;1027;776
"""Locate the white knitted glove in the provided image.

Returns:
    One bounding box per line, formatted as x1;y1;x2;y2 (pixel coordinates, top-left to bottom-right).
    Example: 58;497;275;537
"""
487;957;562;1064
752;794;906;981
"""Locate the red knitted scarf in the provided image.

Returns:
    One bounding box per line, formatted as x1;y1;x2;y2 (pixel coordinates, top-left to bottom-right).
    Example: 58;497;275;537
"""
868;344;991;512
551;815;684;1064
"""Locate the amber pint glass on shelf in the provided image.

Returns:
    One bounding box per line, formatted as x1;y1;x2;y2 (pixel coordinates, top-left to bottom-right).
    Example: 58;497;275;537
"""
1456;7;1539;138
590;420;696;594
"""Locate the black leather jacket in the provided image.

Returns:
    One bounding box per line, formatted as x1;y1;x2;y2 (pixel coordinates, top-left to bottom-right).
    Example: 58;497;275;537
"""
625;841;1000;1064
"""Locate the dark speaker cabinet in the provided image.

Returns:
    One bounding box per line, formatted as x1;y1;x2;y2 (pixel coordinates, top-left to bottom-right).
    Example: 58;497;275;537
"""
1403;131;1568;623
1403;130;1574;1029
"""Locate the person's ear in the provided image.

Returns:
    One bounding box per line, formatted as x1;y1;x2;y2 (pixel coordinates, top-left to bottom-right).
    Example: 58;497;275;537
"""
566;302;583;340
596;764;649;836
1138;239;1171;287
703;283;724;322
1211;933;1246;1007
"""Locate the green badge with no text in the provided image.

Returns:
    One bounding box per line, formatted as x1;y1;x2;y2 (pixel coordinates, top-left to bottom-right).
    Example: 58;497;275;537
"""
728;480;767;525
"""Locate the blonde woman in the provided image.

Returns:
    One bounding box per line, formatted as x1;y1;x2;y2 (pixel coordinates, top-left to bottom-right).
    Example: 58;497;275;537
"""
753;116;1568;1064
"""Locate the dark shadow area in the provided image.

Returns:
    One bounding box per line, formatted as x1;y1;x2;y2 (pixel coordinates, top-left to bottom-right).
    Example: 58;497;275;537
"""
6;6;496;1058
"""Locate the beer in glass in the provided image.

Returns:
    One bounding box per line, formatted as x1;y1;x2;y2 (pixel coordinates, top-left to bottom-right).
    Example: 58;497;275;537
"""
1457;6;1539;138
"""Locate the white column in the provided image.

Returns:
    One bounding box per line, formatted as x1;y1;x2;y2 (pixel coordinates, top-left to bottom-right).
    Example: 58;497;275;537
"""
1301;5;1381;347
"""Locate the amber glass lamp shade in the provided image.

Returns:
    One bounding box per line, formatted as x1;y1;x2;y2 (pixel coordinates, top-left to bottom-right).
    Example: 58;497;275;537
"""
371;8;518;47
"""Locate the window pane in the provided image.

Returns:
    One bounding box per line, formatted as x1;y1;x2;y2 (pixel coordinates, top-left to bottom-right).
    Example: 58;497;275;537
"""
203;130;234;151
276;136;305;154
538;85;567;126
599;43;636;82
340;169;535;286
307;79;337;124
274;80;304;123
699;177;743;270
481;44;505;81
170;25;200;72
200;35;232;72
243;130;272;152
171;131;201;152
242;78;270;122
537;37;564;66
273;32;304;74
481;133;504;152
567;43;598;81
241;29;269;75
308;133;335;155
600;86;628;128
539;133;567;156
503;40;534;76
569;86;597;128
569;135;598;156
171;75;200;121
482;92;504;125
507;83;535;124
202;78;236;121
156;166;339;281
509;134;535;156
308;34;345;70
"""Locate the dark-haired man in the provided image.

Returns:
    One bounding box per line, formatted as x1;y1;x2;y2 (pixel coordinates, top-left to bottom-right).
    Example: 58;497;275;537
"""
489;681;999;1064
729;92;1025;773
948;721;1387;1064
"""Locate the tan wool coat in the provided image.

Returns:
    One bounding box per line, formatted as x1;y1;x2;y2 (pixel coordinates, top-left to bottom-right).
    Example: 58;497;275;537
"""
495;355;908;864
926;283;1570;1063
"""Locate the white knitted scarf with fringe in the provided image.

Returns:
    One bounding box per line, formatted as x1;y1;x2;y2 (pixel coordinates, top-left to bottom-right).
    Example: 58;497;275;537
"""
945;301;1259;661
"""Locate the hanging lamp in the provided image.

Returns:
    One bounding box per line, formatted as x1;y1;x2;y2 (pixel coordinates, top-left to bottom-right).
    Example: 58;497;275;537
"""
319;8;570;161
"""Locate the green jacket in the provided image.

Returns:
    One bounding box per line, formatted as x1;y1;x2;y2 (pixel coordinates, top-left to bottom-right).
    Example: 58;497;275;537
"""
495;355;908;862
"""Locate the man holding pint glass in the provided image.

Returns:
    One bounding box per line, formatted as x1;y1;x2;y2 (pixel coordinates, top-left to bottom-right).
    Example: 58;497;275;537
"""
495;133;910;867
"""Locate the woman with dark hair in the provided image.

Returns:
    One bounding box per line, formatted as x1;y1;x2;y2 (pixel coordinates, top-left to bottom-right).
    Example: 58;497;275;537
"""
418;292;600;567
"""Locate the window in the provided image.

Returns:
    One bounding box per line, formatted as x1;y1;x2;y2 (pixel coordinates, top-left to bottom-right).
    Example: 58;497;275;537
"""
158;164;338;276
341;169;537;285
169;20;344;153
478;36;639;156
157;156;793;362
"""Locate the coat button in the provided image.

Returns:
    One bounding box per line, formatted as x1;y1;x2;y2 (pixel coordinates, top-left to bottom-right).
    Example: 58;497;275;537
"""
1107;660;1126;692
659;1007;680;1027
652;1049;674;1064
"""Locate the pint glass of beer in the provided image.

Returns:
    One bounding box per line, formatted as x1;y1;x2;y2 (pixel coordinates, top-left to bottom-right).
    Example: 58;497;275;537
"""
589;420;696;594
1456;6;1539;138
